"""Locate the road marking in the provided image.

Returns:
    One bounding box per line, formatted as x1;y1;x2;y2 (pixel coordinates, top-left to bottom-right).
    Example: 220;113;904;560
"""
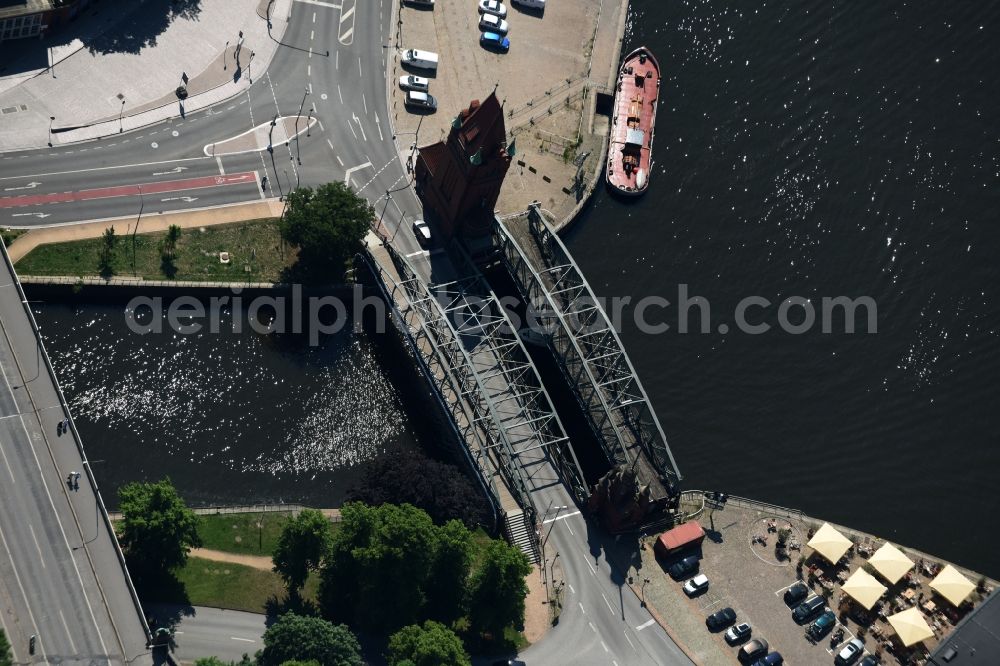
579;602;585;614
588;622;596;633
568;583;575;594
0;155;212;182
10;212;50;219
336;155;343;166
295;0;341;8
0;427;16;483
0;523;46;662
358;56;362;78
375;114;383;141
542;510;581;524
336;50;339;70
346;120;357;141
362;93;368;115
339;0;355;45
27;523;45;568
216;156;226;175
160;196;199;203
307;64;311;77
59;610;78;653
0;172;257;209
312;11;316;22
600;640;609;653
338;84;343;104
343;161;372;186
636;619;656;631
405;250;428;258
623;630;636;651
3;181;41;192
351;113;367;141
153;166;188;176
601;592;615;615
230;636;255;643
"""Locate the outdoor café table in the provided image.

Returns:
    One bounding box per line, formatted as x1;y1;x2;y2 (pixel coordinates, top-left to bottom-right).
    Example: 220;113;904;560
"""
923;600;937;613
903;589;916;601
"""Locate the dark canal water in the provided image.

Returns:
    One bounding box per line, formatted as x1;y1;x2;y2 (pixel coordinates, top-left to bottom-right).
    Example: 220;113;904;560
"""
34;298;424;510
563;0;1000;574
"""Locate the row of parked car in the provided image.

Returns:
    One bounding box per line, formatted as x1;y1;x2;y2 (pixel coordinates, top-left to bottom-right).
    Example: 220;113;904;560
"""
783;582;878;665
663;555;783;665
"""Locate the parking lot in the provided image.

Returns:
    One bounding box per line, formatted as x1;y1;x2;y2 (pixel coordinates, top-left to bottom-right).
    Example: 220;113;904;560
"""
634;507;881;665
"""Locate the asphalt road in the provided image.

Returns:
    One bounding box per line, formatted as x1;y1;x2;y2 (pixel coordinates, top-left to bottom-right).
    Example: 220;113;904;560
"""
0;247;151;665
0;1;693;663
146;604;267;665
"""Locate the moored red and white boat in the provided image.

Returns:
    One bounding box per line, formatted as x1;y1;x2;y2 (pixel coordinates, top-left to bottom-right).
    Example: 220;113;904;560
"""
606;47;660;196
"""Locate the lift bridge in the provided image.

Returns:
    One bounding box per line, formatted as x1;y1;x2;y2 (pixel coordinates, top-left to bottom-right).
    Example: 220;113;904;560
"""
360;238;589;562
492;205;683;525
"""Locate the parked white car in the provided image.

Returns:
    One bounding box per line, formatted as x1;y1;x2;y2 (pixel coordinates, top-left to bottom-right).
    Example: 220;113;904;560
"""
479;13;509;34
401;49;439;70
412;219;432;246
399;75;430;92
478;0;507;18
683;573;709;596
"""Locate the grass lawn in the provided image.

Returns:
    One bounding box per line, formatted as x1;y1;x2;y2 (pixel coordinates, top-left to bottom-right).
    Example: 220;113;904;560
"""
198;511;293;556
176;557;287;613
15;220;295;282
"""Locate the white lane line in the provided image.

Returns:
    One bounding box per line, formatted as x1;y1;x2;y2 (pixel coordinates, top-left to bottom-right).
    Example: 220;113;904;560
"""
335;50;339;70
230;637;255;643
336;155;344;166
215;156;226;175
312;11;316;22
347;121;357;141
568;584;575;594
327;139;335;151
295;0;341;8
318;119;325;132
307;64;311;77
59;609;79;653
0;511;47;663
310;30;314;40
578;602;586;614
0;155;212;181
0;421;16;483
338;85;343;104
542;510;581;524
0;369;110;657
636;619;656;631
343;161;372;186
588;622;597;633
600;640;609;653
623;630;636;651
358;56;362;78
601;592;615;615
405;250;428;258
362;93;368;115
27;523;45;568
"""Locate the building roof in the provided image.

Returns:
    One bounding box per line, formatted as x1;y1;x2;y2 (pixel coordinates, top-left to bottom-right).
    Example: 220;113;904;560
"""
0;0;55;21
929;589;1000;664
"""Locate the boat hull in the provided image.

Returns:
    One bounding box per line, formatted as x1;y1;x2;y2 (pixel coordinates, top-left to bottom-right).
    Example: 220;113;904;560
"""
605;47;660;197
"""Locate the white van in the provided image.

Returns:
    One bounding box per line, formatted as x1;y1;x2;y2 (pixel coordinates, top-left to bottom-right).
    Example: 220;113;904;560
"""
401;49;439;70
512;0;545;9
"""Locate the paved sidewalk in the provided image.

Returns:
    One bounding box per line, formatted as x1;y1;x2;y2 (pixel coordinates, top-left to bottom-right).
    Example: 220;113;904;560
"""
6;198;284;262
0;0;291;151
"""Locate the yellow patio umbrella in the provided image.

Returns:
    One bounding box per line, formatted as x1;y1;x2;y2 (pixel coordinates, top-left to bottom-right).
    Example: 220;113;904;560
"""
806;522;853;564
868;542;915;585
887;607;934;647
930;565;976;606
841;568;887;610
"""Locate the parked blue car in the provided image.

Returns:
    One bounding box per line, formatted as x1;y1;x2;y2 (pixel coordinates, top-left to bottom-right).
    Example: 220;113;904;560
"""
480;31;510;52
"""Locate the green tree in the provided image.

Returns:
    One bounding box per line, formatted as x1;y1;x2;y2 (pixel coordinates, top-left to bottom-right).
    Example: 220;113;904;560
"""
160;224;183;277
388;621;470;666
279;661;321;666
194;657;253;666
272;508;333;592
347;450;492;529
467;540;531;639
425;520;473;624
319;503;439;632
0;627;11;666
278;182;372;282
117;477;202;580
99;226;117;276
257;613;362;666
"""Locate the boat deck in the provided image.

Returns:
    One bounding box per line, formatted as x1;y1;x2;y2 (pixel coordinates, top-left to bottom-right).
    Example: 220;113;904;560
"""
607;49;660;195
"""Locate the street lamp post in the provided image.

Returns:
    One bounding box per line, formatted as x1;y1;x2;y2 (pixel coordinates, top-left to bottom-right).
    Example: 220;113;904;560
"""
48;116;55;147
306;106;314;137
224;40;230;70
540;505;567;552
641;577;651;607
118;98;125;133
295;87;309;165
247;50;255;83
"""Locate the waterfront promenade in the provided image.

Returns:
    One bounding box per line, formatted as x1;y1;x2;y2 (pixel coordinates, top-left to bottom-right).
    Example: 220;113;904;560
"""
0;244;150;664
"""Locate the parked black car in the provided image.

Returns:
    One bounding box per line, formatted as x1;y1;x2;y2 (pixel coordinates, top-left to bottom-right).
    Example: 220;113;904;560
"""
668;555;700;580
738;638;769;664
706;607;737;631
792;595;827;623
783;581;809;606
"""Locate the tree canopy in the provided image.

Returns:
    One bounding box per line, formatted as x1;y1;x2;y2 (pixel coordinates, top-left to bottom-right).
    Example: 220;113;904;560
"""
388;621;471;666
467;540;532;639
272;508;334;592
257;613;362;666
279;182;372;282
347;449;492;529
117;477;201;580
0;628;11;666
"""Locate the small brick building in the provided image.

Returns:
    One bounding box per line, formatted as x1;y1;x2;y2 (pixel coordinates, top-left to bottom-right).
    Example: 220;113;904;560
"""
414;92;513;241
